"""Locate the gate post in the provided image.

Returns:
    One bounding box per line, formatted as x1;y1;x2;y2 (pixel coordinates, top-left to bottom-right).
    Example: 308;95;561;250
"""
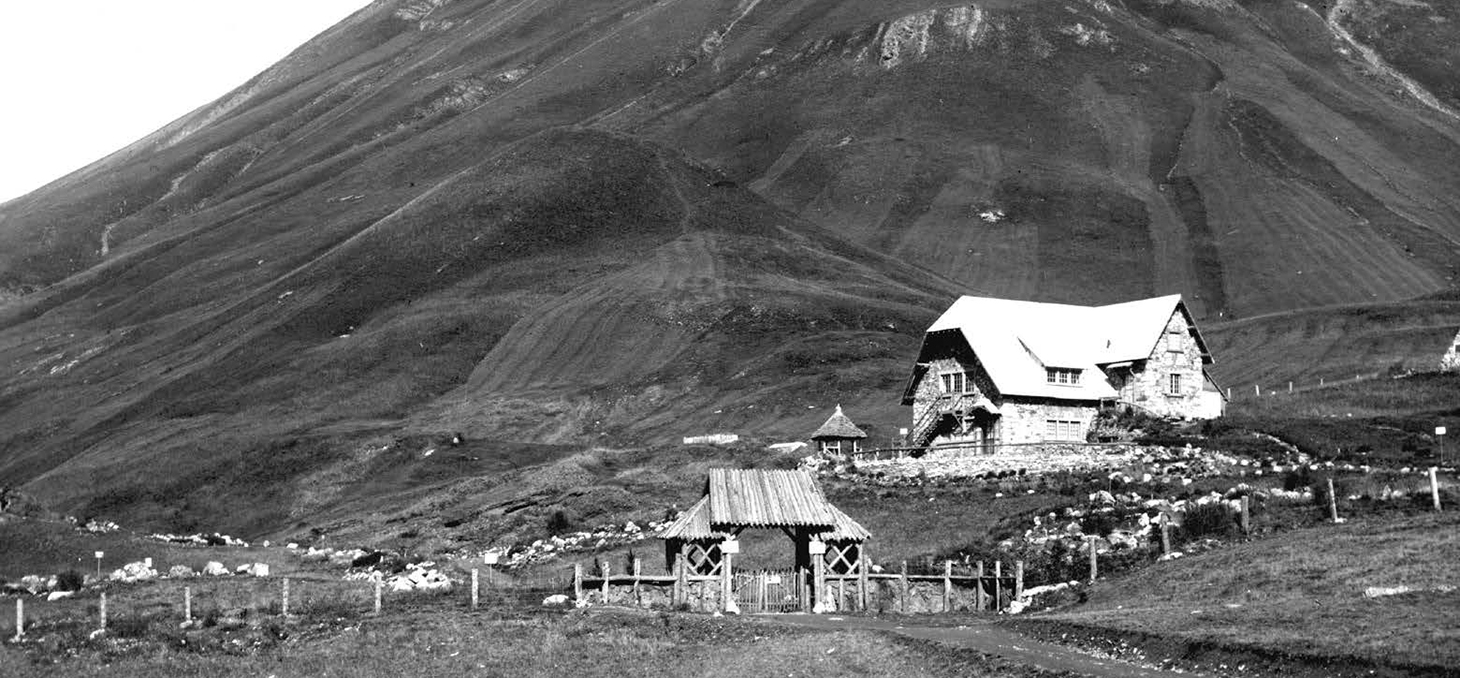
857;555;869;612
721;552;737;614
673;553;685;608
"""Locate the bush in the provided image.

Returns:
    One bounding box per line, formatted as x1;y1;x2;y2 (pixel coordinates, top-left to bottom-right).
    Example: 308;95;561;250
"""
546;510;573;535
1282;466;1312;492
55;569;84;592
1177;503;1234;542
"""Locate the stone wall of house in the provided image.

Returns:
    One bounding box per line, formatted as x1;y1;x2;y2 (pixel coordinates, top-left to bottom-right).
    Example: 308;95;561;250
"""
1122;308;1211;418
999;401;1097;444
911;356;997;445
1442;329;1460;372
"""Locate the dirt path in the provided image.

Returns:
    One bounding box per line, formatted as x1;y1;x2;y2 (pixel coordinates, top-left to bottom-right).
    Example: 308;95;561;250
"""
763;615;1206;678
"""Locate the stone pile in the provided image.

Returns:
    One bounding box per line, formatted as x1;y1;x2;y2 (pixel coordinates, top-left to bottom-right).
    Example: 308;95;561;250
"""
149;531;250;547
83;519;121;533
293;544;370;566
489;517;676;569
109;560;159;583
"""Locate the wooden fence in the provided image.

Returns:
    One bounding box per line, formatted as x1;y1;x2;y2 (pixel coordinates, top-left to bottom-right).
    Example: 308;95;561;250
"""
576;557;1024;614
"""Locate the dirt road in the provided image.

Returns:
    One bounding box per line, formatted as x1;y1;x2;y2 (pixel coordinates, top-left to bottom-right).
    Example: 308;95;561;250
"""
765;615;1206;678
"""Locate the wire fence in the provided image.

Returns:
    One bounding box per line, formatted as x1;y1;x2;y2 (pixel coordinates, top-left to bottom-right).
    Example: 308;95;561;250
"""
3;568;575;641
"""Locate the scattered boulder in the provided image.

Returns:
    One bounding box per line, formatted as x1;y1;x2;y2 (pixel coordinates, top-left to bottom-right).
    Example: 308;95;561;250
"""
169;565;197;578
46;590;75;602
542;594;571;607
203;561;230;577
235;563;271;577
109;561;159;583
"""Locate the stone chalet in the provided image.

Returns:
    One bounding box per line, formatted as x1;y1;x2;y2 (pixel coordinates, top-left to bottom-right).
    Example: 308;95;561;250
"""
901;294;1224;449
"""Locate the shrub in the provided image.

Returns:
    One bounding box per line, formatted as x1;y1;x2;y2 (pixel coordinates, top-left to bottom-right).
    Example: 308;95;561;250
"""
55;569;84;592
1282;466;1312;492
546;510;573;535
1079;512;1120;538
1178;503;1234;542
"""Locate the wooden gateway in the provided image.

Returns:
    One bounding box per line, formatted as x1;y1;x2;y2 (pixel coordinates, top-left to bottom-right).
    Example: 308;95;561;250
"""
659;468;870;612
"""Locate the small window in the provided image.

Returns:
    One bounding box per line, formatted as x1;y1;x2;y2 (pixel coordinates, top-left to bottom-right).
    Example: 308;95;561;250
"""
1168;373;1183;395
940;372;969;393
1045;368;1080;385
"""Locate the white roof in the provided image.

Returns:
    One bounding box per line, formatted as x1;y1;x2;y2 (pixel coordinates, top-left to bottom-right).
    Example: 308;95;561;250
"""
923;294;1201;400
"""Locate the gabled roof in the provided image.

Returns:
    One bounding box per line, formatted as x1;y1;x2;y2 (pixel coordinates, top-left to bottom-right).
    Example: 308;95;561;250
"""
810;405;867;440
919;294;1209;400
658;469;870;541
707;469;834;526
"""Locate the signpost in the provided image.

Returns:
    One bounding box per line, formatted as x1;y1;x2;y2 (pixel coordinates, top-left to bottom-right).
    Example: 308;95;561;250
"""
1438;426;1448;466
94;551;104;580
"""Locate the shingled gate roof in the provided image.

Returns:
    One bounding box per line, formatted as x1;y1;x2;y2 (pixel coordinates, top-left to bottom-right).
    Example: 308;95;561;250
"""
810;405;867;440
658;469;870;541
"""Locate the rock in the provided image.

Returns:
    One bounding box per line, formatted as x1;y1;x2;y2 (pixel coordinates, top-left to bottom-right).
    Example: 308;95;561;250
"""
542;594;572;607
203;561;230;577
168;565;196;578
46;590;75;602
109;561;158;583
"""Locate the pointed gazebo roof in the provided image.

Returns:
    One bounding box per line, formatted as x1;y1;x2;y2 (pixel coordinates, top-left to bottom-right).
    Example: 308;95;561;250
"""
810;405;867;440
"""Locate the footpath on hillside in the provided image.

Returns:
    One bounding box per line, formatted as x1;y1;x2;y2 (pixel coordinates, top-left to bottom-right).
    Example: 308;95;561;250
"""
764;615;1204;678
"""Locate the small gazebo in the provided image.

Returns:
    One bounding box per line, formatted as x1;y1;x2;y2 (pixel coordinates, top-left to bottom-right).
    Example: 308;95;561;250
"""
659;469;871;611
810;405;868;455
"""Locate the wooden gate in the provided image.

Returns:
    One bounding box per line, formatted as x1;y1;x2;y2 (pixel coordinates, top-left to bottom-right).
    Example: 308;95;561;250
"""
733;570;805;613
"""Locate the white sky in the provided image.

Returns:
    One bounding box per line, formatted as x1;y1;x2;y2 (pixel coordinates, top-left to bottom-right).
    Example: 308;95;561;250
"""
0;1;369;204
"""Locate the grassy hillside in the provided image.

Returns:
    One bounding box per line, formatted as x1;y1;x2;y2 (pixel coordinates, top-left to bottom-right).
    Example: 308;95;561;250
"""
1029;511;1460;674
1;0;1459;538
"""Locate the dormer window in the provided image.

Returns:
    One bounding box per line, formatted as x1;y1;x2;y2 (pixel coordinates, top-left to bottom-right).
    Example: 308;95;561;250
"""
1045;368;1080;385
940;371;968;393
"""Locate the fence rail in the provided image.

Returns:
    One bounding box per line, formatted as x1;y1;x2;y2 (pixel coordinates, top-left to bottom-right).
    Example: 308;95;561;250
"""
577;557;1025;614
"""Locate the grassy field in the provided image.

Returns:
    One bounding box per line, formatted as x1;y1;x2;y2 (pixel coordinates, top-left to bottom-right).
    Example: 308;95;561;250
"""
1221;372;1460;464
0;606;1067;678
1025;510;1460;674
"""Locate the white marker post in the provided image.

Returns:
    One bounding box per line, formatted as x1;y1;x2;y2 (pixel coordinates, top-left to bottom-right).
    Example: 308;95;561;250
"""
1438;426;1448;466
95;551;104;580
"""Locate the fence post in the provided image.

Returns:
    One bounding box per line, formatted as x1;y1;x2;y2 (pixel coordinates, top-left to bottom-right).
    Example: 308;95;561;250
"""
633;557;642;605
672;555;685;608
994;561;1003;610
13;599;21;641
600;561;610;604
374;579;383;615
1240;496;1251;534
899;561;909;614
1288;381;1293;393
1088;538;1098;584
471;569;479;609
282;578;290;617
721;553;734;614
184;586;192;622
1431;468;1442;511
99;592;107;632
1160;513;1172;555
1328;478;1340;522
1015;561;1024;599
975;561;986;611
857;555;869;612
1254;384;1260;397
574;563;584;606
942;561;952;613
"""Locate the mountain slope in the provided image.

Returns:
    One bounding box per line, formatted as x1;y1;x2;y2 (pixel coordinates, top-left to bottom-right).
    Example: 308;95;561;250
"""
1;0;1459;534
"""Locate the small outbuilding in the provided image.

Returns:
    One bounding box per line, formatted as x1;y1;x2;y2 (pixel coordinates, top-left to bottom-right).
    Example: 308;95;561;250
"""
810;405;868;455
659;469;870;611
